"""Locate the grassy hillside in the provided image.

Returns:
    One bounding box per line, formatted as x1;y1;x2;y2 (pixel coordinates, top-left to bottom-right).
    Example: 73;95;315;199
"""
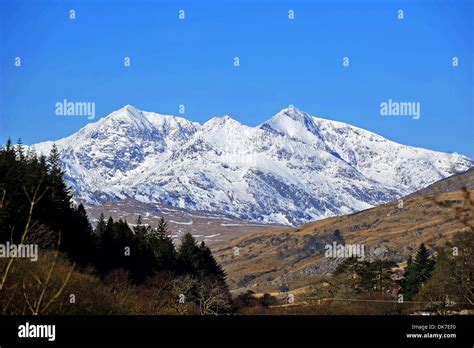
213;170;474;294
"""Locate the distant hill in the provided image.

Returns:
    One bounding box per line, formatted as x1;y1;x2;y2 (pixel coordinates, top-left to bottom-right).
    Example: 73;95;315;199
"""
212;172;474;293
404;167;474;199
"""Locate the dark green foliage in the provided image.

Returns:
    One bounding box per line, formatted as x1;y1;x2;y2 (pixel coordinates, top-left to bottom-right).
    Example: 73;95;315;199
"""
95;216;157;283
368;259;398;292
175;233;232;313
177;233;227;281
335;257;397;293
68;206;227;288
417;231;474;311
334;257;365;291
147;218;176;271
335;257;361;276
0;138;231;308
156;217;168;239
260;293;278;308
63;203;97;266
95;213;106;236
177;233;201;275
0;139;97;267
401;243;435;300
234;290;278;310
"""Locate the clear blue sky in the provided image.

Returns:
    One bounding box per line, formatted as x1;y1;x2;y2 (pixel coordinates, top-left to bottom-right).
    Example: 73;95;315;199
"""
1;0;473;157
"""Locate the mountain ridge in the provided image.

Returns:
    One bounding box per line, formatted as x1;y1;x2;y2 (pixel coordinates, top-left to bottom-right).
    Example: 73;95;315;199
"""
32;105;473;225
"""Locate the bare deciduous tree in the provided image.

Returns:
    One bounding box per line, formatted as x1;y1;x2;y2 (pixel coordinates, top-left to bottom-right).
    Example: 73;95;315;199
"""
22;234;75;315
169;275;196;315
196;278;231;315
1;178;49;291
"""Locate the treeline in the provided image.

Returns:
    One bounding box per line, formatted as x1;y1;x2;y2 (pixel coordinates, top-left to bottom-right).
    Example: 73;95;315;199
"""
94;215;228;286
414;232;474;314
328;243;434;300
297;236;473;315
0;139;95;264
0;139;231;314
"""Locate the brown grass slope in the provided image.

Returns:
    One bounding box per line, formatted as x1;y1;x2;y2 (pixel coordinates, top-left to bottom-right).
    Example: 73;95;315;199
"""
212;169;474;294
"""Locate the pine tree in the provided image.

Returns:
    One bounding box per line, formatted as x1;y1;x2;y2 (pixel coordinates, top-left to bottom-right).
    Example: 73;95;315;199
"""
156;218;169;239
369;260;397;292
401;243;435;300
133;215;149;240
62;203;97;266
196;241;227;281
48;144;62;177
148;218;176;271
334;257;365;291
5;138;13;151
177;233;200;274
15;138;25;162
414;244;434;281
177;234;228;295
97;217;116;274
95;213;107;236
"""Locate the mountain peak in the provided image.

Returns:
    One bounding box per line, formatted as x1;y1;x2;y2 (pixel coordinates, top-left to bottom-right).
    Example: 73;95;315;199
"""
261;106;324;142
275;106;309;120
203;115;241;128
122;104;140;111
32;104;473;225
117;104;142;115
104;104;148;123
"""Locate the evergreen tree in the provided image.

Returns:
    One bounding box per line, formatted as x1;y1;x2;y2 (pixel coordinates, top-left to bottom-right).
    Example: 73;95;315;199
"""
417;247;453;313
334;257;397;293
334;257;365;291
1;138;231;292
177;233;200;274
97;216;158;283
15;138;25;162
369;259;397;292
418;231;474;309
62;203;97;266
133;215;149;239
5;138;13;151
196;241;227;281
177;234;222;277
95;213;107;236
148;218;176;271
414;244;434;281
156;218;169;239
401;243;435;300
97;216;116;273
48;144;62;177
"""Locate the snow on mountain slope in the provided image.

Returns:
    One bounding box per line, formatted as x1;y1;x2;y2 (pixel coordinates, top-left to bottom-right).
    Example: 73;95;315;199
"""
34;105;199;201
312;115;472;191
32;105;473;225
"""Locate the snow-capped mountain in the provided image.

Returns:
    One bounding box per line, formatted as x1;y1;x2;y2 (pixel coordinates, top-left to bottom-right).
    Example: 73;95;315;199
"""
33;105;473;225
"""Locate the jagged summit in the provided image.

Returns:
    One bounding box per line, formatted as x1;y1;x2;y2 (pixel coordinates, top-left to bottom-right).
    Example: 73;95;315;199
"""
121;104;140;112
274;106;311;120
261;106;326;144
203;115;241;128
107;104;144;119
